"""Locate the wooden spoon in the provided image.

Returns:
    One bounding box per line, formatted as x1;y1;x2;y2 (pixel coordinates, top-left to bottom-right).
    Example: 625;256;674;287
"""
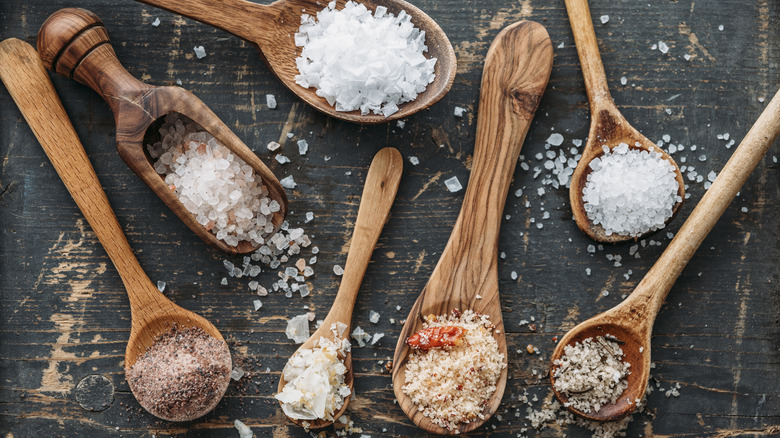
133;0;456;124
391;21;553;435
0;37;231;420
566;0;686;243
37;8;288;255
551;88;780;422
277;147;402;429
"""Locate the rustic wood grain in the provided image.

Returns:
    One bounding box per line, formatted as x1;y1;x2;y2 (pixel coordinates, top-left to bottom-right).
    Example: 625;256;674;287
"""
1;0;780;437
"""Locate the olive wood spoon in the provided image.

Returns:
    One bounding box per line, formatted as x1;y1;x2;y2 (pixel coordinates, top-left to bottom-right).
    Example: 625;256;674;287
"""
551;87;780;422
37;8;287;255
277;147;402;429
566;0;685;243
391;21;553;435
0;37;231;419
133;0;456;124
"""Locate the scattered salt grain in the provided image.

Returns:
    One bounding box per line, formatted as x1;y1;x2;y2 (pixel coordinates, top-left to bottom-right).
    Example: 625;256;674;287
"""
267;141;281;151
658;41;669;54
351;326;371;347
275;155;290;164
620;76;627;85
266;94;277;109
193;45;206;59
285;314;311;344
718;24;724;31
454;106;467;118
253;300;263;311
371;333;384;345
157;281;166;293
741;207;748;213
600;14;609;24
409;156;419;166
333;265;344;276
297;139;308;155
151;18;160;27
234;419;253;438
231;367;245;381
305;211;314;223
280;175;297;189
547;133;564;146
444;176;463;193
369;310;380;323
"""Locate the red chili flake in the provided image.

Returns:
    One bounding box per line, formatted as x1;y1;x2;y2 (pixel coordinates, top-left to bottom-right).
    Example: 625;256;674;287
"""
552;335;559;343
528;323;537;332
406;326;467;350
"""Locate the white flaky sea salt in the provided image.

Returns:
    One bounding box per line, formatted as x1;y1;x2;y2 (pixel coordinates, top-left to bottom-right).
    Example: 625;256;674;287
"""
297;139;308;155
280;175;297;189
234;419;253;438
285;314;311;344
151;17;160;27
444;176;463;193
294;1;437;116
147;114;277;247
582;143;681;237
193;45;206;59
275;336;351;421
547;133;564;146
600;14;609;24
454;106;467;118
266;94;277;109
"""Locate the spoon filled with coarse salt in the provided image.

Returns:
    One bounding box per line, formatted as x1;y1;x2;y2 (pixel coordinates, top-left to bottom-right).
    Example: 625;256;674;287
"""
134;0;456;123
566;0;686;243
392;21;553;435
0;38;232;422
551;88;780;422
37;8;287;255
275;147;402;429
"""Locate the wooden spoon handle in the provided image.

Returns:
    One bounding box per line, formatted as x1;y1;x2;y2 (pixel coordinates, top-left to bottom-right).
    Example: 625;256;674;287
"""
0;38;159;312
565;0;614;110
134;0;274;44
323;147;403;327
628;89;780;319
37;8;151;114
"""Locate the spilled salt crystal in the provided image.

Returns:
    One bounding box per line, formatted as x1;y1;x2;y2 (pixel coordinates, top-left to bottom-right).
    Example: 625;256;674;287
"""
266;94;277;109
444;176;463;192
193;45;207;59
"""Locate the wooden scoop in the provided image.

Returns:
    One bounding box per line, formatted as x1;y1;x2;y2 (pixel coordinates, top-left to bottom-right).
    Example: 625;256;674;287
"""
566;0;686;243
0;37;231;420
134;0;456;124
37;8;288;255
391;21;553;435
551;88;780;421
277;147;402;428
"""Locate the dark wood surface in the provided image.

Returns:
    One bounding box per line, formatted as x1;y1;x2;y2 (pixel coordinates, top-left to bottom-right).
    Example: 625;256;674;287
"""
1;1;779;437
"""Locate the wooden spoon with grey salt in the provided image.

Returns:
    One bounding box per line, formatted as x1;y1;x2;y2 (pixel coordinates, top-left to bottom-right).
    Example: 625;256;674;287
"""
551;87;780;421
276;147;402;429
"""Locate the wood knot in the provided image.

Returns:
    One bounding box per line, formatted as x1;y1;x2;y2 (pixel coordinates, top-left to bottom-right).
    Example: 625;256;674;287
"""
509;89;542;117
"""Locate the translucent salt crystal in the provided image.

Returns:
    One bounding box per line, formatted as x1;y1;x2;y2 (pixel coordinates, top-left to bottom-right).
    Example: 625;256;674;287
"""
454;106;466;118
252;299;262;311
396;120;405;129
193;45;207;59
257;285;268;296
369;310;380;323
707;171;717;182
658;41;669;54
280;175;297;188
157;281;166;293
510;271;518;280
620;76;627;85
304;211;314;223
287;132;294;139
409;156;419;166
444;176;463;193
718;24;724;31
266;94;277;109
351;326;371;347
335;321;348;337
297;139;308;155
333;265;344;276
547;133;564;146
231;367;245;381
741;207;748;213
558;41;565;48
275;155;290;164
221;277;228;285
285;314;310;343
299;284;310;298
371;333;384;345
267;141;281;151
234;419;253;438
151;17;160;27
600;14;609;24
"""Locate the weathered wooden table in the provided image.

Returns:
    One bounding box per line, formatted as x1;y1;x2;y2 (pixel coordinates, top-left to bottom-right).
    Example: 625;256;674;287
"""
2;1;779;437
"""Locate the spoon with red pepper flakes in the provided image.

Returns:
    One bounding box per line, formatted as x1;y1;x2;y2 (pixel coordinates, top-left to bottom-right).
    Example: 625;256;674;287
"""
391;21;553;435
406;321;467;350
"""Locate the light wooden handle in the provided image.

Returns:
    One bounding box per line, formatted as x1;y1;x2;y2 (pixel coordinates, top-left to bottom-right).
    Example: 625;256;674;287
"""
323;147;403;328
0;38;158;313
565;0;614;110
134;0;274;44
37;8;150;114
628;88;780;320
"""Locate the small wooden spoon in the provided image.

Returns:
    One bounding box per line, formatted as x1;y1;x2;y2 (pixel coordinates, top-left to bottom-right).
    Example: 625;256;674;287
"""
391;21;553;435
277;147;402;429
566;0;686;243
134;0;456;124
0;37;231;420
37;8;288;255
551;88;780;421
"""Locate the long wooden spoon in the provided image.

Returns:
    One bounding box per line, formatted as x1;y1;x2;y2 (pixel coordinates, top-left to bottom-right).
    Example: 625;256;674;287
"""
391;21;553;435
133;0;456;124
277;147;402;429
37;8;287;255
551;88;780;422
566;0;686;243
0;37;231;420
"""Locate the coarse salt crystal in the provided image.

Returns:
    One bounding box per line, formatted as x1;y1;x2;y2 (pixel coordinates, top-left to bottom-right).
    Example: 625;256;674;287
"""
193;45;207;59
266;94;277;109
157;281;166;293
253;300;263;311
285;314;311;344
231;367;245;381
234;419;253;438
151;18;160;27
297;139;308;155
658;41;669;54
333;265;344;276
280;175;297;188
454;106;467;118
409;156;419;166
547;133;564;146
267;141;281;151
444;176;463;193
600;14;609;24
369;310;380;323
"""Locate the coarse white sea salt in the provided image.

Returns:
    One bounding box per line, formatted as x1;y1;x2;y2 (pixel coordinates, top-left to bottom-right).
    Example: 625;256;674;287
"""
297;140;308;155
285;314;311;343
444;176;463;193
151;17;160;27
294;1;437;117
658;41;669;54
266;94;277;109
409;156;419;166
193;45;206;59
582;143;680;237
234;419;253;438
280;175;297;189
454;106;467;118
547;133;564;146
600;14;609;24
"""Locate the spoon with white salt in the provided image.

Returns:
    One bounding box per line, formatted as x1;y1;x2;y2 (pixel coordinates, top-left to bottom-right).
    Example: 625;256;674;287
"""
551;88;780;421
133;0;456;124
276;147;402;429
566;0;685;242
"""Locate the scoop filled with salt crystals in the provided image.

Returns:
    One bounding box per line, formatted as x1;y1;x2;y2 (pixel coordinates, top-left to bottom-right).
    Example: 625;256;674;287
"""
37;8;287;254
133;0;456;123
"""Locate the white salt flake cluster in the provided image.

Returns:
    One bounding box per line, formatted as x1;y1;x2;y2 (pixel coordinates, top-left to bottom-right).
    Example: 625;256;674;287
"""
275;336;351;421
294;1;437;116
552;335;631;414
582;143;681;237
147;114;278;247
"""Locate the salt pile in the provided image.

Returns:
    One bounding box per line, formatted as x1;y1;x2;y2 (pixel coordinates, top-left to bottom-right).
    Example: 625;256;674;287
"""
275;335;351;421
582;143;680;237
147;114;279;247
294;1;437;116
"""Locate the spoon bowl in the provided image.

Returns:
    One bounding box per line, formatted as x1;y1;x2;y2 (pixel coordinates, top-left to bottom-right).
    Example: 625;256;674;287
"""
0;37;231;421
37;8;288;255
392;21;552;434
551;87;780;421
566;0;685;242
277;147;402;429
135;0;457;124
